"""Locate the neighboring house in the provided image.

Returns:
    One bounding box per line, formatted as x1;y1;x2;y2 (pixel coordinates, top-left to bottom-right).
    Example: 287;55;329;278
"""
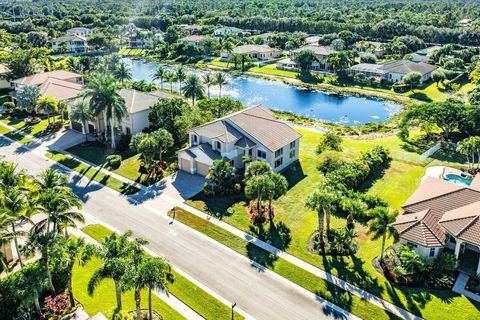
214;27;245;37
221;44;282;61
70;89;176;136
180;35;209;49
178;106;301;176
176;24;203;34
354;41;387;58
458;19;473;26
154;32;164;42
277;45;337;72
392;176;480;275
11;70;84;103
305;35;320;46
410;45;441;63
67;27;93;37
0;64;11;89
51;35;87;53
128;30;152;48
347;59;437;83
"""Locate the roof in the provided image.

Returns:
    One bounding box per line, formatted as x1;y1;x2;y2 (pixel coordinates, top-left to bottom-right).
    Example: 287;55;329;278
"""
348;63;385;74
392;209;446;247
13;70;83;86
119;89;176;114
235;136;256;148
470;174;480;191
292;45;337;56
305;36;320;44
0;64;9;75
381;59;437;76
190;105;301;152
233;44;279;54
52;35;86;43
440;202;480;246
215;27;243;33
402;177;464;207
182;143;222;165
181;35;208;43
39;78;83;101
67;27;92;32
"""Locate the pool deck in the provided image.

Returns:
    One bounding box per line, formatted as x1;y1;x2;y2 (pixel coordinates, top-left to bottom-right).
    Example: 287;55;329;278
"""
422;166;480;190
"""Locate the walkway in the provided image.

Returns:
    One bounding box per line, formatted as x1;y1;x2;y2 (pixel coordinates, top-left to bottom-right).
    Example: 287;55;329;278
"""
453;272;480;303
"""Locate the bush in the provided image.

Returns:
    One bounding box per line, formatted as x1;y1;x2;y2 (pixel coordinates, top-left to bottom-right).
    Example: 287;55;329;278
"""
117;134;131;152
3;101;15;114
45;294;70;316
317;151;345;174
316;132;343;154
106;154;122;168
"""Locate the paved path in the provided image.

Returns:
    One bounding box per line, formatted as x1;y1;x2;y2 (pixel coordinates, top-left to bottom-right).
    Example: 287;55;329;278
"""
0;135;353;320
453;273;480;303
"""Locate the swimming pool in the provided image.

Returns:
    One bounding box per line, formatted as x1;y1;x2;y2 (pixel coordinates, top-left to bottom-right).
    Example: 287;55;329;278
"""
443;174;472;187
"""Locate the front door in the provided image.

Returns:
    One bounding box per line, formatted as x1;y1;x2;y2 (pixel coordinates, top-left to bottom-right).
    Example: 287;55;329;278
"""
88;124;95;135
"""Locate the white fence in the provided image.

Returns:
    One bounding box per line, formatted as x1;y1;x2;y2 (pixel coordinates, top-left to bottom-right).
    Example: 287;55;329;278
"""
419;142;442;162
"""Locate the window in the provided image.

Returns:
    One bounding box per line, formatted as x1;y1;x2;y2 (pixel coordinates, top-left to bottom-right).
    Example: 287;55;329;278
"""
406;241;418;249
274;158;283;168
429;248;435;257
257;150;266;159
290;150;295;159
193;135;198;144
290;141;296;149
248;148;253;157
125;127;131;135
275;148;283;158
215;141;221;150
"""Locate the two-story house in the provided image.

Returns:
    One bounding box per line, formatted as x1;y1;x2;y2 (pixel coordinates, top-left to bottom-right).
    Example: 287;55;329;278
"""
277;45;338;72
67;27;94;37
51;35;87;53
178;106;301;176
221;44;282;62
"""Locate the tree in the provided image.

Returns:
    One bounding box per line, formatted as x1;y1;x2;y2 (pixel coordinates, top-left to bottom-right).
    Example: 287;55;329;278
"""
152;66;166;89
163;26;178;45
202;73;215;98
36;96;58;126
151;129;174;162
148;98;189;143
468;86;480;105
115;61;132;84
204;159;237;195
175;66;187;93
266;173;288;221
457;136;480;169
4;48;45;81
58;99;67;124
21;263;48;317
79;75;127;149
182;74;204;105
326;52;352;72
331;38;345;51
431;70;446;87
27;31;48;47
359;53;377;64
16;84;40;116
245;174;274;215
166;71;175;92
403;71;422;91
137;135;158;176
214;72;228;98
367;207;397;261
293;50;316;74
306;190;336;246
244;160;272;181
196;97;243;118
33;168;69;193
316;132;343;154
70;100;95;143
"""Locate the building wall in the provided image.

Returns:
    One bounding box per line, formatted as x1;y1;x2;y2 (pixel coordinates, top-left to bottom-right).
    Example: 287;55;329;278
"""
397;239;442;260
52;40;86;53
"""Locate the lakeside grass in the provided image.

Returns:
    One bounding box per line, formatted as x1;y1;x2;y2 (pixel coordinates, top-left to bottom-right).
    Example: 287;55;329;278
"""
82;224;244;320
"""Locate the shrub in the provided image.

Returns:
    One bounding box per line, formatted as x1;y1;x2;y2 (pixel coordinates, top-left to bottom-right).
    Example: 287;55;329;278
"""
45;294;69;315
3;101;15;113
117;133;131;151
317;151;345;174
316;132;343;154
106;154;122;168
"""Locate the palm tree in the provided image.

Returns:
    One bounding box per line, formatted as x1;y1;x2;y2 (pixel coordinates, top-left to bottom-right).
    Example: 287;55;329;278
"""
202;73;215;98
124;236;148;320
70;100;95;143
245;175;274;215
115;61;132;84
86;231;135;310
33;168;69;193
175;66;187;92
151;66;166;89
151;129;174;162
166;72;175;93
266;173;288;221
306;190;335;246
368;207;397;261
214;72;228;98
36;95;58;126
79;75;127;149
182;74;205;105
58;100;67;124
0;162;27;191
22;263;48;317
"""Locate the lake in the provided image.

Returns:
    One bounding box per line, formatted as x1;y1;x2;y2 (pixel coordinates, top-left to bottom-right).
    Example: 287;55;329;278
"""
124;58;402;126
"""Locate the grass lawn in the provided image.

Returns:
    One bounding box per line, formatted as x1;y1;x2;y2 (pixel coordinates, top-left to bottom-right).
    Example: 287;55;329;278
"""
0;115;62;138
248;64;298;79
186;128;480;319
45;150;139;195
205;58;230;68
119;48;147;56
0;125;32;144
82;224;244;320
66;142;178;186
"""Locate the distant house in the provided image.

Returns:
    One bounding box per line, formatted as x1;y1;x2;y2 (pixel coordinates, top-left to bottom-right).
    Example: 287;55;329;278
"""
66;27;94;37
214;27;245;37
347;59;437;83
221;44;281;61
410;45;441;63
12;70;84;103
458;19;473;26
178;106;301;176
176;24;203;34
305;36;320;46
277;45;337;72
51;35;87;53
128;30;152;49
0;64;10;89
392;176;480;275
70;89;176;137
180;35;209;49
354;41;387;58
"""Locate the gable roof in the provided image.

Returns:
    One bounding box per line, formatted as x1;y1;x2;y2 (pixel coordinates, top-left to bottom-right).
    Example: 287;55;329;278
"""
189;105;301;152
119;89;176;114
182;143;223;165
13;70;83;86
233;44;279;54
53;35;87;43
292;45;337;56
381;59;437;76
440;201;480;246
392;209;446;247
402;177;464;207
39;78;83;101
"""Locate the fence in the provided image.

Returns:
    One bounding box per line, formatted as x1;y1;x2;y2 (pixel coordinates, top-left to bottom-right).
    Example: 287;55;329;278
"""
419;142;442;162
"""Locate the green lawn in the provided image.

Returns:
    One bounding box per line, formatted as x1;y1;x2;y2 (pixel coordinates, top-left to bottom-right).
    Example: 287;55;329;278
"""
119;48;147;56
66;142;177;185
82;224;243;320
205;58;231;68
0;115;62;138
0;125;32;144
45;150;139;195
248;64;298;78
186;128;480;320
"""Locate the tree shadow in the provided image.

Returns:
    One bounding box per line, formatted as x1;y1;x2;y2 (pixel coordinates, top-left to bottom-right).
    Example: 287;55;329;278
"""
246;242;278;269
358;161;391;192
281;161;307;189
248;220;292;250
190;193;248;220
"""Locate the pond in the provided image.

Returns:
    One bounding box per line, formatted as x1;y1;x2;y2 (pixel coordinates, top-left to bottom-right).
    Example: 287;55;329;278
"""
124;58;403;126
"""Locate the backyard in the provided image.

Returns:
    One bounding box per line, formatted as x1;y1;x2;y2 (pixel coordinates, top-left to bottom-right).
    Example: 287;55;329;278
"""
185;128;479;319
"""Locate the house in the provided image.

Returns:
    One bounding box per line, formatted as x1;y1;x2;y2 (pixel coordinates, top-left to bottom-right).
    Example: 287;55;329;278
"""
353;41;387;58
128;30;152;48
392;176;480;275
70;89;176;137
305;36;320;46
176;24;203;34
67;27;93;37
51;35;87;53
214;27;245;37
347;59;437;83
277;45;337;72
0;64;10;89
154;32;164;42
458;19;473;26
11;70;84;103
410;45;441;63
178;106;301;176
221;44;282;61
180;35;209;49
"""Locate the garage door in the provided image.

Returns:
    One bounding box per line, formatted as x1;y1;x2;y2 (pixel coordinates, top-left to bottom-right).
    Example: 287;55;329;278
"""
71;121;83;132
196;162;211;176
180;158;191;173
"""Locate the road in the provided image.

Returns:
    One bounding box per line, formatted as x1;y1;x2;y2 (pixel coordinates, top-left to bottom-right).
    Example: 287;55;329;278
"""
0;136;352;320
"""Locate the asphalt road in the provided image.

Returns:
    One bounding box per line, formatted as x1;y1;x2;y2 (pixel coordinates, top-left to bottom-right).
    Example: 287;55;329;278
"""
0;136;352;320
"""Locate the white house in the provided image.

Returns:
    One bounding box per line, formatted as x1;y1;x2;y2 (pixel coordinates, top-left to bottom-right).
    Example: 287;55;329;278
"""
277;45;337;72
178;106;301;176
392;176;480;275
214;27;244;37
180;35;209;49
221;44;282;61
51;35;87;53
67;27;94;37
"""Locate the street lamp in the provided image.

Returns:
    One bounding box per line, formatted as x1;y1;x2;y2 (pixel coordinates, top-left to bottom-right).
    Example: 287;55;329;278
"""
231;302;237;320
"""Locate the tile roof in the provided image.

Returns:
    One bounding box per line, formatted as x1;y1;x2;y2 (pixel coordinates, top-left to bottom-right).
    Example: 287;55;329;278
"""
402;177;464;207
380;59;437;76
39;78;83;101
233;45;280;54
440;201;480;246
470;174;480;191
53;35;87;42
13;70;83;86
182;143;222;165
392;209;446;247
119;89;176;114
292;45;337;56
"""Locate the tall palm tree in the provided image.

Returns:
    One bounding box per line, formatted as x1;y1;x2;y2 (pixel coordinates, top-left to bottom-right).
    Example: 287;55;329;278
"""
151;66;166;89
79;75;127;149
214;72;228;98
202;73;214;98
182;74;205;105
115;61;132;85
57;100;67;124
306;190;335;246
166;72;175;93
245;175;274;215
33;168;69;193
0;162;27;191
175;66;187;92
36;96;58;126
125;236;148;320
70;100;95;143
368;207;397;261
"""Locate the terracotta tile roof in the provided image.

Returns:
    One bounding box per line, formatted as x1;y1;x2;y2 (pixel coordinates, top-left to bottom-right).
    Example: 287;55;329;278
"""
440;201;480;246
470;174;480;191
402;177;464;207
38;78;83;101
13;70;83;86
392;209;446;247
